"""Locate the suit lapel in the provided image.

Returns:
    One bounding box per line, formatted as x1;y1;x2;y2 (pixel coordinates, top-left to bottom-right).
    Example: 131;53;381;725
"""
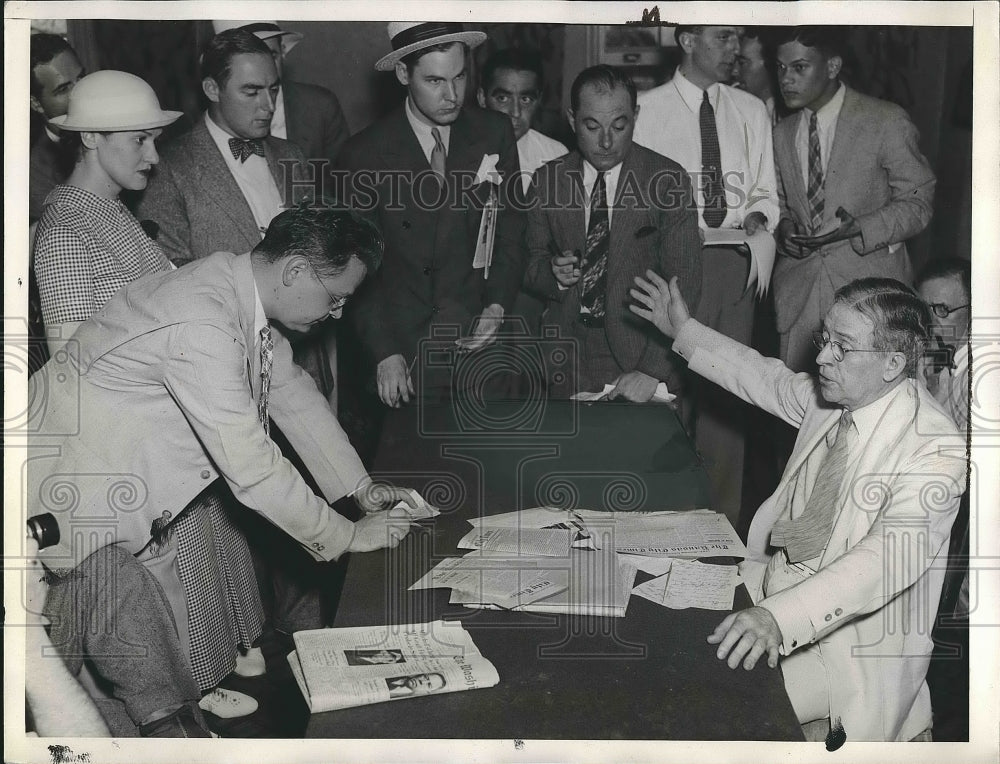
823;86;860;212
559;152;588;260
777;118;810;222
820;383;917;567
191;118;260;246
232;253;261;400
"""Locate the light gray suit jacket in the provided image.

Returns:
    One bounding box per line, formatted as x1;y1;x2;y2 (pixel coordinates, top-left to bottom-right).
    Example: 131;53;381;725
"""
674;318;964;741
27;252;367;569
773;86;935;369
135;114;310;265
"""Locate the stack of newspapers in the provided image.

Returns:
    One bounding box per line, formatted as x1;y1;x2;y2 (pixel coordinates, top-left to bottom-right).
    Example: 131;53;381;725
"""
409;507;748;616
288;620;499;713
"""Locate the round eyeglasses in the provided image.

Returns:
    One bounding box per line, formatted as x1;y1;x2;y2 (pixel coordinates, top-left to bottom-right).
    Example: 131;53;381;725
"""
307;261;349;316
812;332;888;363
928;302;969;319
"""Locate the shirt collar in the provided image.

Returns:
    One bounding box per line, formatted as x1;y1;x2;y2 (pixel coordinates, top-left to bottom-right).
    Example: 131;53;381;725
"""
405;96;451;149
581;157;623;197
805;82;846;128
672;68;721;112
847;380;906;443
205;111;258;160
45;125;61;143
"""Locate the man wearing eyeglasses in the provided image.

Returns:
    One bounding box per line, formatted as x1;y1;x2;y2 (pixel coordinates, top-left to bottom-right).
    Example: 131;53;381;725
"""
630;273;964;742
28;208;417;711
916;258;971;433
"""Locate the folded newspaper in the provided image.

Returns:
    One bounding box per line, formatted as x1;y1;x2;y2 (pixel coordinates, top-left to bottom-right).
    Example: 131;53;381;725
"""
287;620;499;713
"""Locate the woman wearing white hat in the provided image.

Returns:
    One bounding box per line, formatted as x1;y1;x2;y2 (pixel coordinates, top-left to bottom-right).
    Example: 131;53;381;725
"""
32;70;261;724
34;70;182;352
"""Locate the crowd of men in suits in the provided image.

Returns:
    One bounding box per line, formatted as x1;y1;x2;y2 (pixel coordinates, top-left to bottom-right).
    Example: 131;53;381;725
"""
24;21;970;743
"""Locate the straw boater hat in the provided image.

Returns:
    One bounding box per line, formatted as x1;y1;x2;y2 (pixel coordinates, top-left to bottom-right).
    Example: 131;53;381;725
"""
48;70;182;131
374;22;486;72
211;20;303;54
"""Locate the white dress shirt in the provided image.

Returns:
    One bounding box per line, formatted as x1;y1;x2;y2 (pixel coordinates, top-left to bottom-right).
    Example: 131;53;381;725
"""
405;97;451;164
205;113;284;236
634;70;779;231
517;128;568;193
582;158;622;229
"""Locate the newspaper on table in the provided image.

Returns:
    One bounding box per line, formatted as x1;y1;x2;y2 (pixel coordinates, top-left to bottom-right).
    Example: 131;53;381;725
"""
466;508;747;559
449;548;637;617
287;620;498;713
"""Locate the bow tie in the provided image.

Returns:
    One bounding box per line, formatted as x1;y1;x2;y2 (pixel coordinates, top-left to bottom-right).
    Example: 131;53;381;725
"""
229;137;264;163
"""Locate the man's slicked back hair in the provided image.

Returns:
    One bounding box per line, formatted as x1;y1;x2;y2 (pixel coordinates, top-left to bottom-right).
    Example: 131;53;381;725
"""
254;205;384;278
834;277;931;377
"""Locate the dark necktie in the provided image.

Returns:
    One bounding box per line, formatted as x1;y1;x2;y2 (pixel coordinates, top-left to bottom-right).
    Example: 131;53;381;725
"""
579;172;610;319
430;127;447;183
229;137;265;163
770;410;856;562
807;111;825;233
699;89;726;228
258;325;273;435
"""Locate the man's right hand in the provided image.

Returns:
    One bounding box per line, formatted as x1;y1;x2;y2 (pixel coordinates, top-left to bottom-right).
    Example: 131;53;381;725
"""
551;251;581;287
347;510;412;553
629;271;691;340
775;218;807;259
377;354;414;408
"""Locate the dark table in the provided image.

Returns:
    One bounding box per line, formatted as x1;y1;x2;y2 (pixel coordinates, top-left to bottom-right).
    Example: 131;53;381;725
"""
307;400;802;740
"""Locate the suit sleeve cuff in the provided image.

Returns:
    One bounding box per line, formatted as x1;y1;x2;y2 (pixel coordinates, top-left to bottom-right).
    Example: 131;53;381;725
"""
671;319;707;362
759;584;817;656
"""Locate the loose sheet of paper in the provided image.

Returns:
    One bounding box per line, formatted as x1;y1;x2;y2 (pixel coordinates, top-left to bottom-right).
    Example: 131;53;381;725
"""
570;382;676;403
632;559;738;611
701;228;776;297
386;488;440;521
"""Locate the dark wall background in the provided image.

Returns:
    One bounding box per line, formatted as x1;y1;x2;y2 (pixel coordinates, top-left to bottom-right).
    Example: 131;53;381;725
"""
66;21;972;265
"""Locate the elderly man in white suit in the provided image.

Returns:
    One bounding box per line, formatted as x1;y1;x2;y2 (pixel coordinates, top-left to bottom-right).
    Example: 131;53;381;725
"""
631;272;964;743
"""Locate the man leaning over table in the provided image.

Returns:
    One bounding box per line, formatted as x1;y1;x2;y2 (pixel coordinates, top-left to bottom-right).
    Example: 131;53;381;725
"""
28;206;415;731
630;272;964;743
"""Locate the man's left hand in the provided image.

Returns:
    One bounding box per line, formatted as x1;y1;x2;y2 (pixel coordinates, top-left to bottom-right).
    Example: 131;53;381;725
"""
459;303;504;352
707;606;783;670
789;207;861;251
609;371;659;402
742;212;768;236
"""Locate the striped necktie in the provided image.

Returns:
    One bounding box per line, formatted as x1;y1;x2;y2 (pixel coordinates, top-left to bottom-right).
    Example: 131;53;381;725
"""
258;325;273;435
700;89;726;228
770;410;856;563
430;127;447;183
807;111;825;233
579;171;610;319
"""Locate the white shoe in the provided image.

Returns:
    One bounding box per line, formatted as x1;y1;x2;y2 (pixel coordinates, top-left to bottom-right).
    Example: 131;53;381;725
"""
234;646;267;677
198;688;258;719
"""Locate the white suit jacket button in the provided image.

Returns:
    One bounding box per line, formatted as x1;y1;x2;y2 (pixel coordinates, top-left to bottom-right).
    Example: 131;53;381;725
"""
201;469;211;479
834;608;843;616
824;613;833;622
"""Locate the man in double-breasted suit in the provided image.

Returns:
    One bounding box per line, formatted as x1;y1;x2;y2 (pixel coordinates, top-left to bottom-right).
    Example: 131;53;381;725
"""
524;65;702;400
772;27;935;372
335;23;526;408
632;273;963;742
28;209;414;725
